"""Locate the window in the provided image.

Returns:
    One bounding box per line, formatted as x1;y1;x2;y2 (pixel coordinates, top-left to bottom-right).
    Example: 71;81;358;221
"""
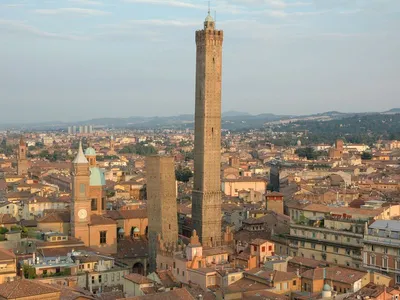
100;231;107;244
383;257;388;268
323;234;327;239
334;247;339;253
80;183;85;195
311;243;316;249
268;246;272;251
370;256;375;265
91;198;97;211
101;197;105;210
283;282;288;290
262;247;265;252
111;274;115;281
301;241;305;247
371;245;375;251
43;270;48;275
312;232;316;238
173;262;176;269
253;245;257;251
322;245;327;251
293;280;297;286
177;268;179;275
182;271;185;276
99;275;102;283
384;247;388;254
335;235;339;241
104;274;108;282
92;276;95;284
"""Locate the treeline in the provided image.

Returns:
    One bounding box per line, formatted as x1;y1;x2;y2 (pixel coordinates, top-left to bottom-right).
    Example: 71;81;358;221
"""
273;114;400;146
119;143;157;156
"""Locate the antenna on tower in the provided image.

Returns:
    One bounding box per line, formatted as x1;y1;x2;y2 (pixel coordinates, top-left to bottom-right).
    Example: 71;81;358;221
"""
208;0;211;14
214;10;217;25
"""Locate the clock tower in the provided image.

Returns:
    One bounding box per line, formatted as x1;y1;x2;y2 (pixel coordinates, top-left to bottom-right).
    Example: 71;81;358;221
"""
71;141;91;245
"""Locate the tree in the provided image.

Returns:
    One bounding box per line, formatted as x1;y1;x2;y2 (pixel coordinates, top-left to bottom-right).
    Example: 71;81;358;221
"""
361;151;372;160
175;166;193;183
295;147;318;160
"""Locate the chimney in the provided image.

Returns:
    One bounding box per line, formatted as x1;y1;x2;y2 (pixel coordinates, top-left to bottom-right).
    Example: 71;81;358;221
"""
296;268;300;276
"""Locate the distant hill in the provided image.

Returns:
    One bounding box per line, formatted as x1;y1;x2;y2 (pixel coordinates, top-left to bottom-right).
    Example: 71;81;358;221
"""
222;111;251;117
1;109;399;131
383;108;400;114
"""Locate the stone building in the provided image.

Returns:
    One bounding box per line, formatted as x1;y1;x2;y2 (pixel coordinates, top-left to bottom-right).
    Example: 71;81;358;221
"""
192;10;224;247
146;156;178;273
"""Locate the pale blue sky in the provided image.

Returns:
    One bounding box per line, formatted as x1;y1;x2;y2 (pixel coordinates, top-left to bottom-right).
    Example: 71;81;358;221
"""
0;0;399;123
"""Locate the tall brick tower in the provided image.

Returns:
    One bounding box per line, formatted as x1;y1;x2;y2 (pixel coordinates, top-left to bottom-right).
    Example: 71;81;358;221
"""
146;156;178;272
17;137;29;176
192;10;223;247
71;141;91;245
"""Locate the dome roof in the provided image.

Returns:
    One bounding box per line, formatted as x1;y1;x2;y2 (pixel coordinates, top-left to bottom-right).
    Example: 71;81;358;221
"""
133;227;140;233
85;147;96;156
323;284;331;291
205;13;214;22
89;167;106;186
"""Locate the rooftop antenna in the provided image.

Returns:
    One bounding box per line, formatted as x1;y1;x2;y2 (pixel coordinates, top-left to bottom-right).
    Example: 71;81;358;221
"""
208;0;211;15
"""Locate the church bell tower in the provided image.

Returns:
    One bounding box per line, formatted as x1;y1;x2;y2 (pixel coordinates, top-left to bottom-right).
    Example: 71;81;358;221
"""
71;141;91;245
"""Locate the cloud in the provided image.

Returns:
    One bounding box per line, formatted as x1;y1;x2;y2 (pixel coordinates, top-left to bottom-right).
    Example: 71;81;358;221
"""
0;19;88;40
1;3;25;7
231;0;312;8
68;0;103;5
121;0;202;9
33;7;110;16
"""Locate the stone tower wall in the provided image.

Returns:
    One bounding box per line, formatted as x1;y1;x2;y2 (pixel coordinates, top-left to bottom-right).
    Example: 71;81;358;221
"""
146;156;178;273
192;21;224;247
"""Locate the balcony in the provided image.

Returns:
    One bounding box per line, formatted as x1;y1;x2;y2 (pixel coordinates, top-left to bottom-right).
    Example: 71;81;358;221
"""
291;223;363;238
364;235;400;247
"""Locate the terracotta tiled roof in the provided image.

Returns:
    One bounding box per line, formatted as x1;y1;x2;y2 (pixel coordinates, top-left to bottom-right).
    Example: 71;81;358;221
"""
124;273;154;285
301;266;366;284
113;238;148;259
0;214;17;224
246;268;297;283
38;212;70;223
120;288;195;300
106;209;147;220
0;280;60;299
155;270;180;288
90;214;116;226
0;248;16;261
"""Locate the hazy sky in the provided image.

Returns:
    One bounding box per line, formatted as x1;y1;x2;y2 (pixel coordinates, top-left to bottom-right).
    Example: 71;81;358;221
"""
1;0;399;123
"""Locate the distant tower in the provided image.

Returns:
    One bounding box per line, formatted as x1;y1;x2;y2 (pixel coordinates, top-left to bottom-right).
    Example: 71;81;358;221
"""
146;156;178;273
17;136;29;176
108;135;116;156
71;141;91;245
192;10;224;247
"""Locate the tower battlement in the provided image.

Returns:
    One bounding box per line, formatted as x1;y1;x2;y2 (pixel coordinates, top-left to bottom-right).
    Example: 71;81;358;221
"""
195;30;224;45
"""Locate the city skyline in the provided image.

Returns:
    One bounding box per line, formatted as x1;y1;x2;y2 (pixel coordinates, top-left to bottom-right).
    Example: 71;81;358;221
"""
1;0;400;123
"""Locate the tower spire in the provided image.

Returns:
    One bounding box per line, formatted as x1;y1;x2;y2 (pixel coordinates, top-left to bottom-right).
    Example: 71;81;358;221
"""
208;0;210;15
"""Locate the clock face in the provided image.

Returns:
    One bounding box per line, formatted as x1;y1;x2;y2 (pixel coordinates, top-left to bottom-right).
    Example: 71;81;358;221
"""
78;209;87;220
